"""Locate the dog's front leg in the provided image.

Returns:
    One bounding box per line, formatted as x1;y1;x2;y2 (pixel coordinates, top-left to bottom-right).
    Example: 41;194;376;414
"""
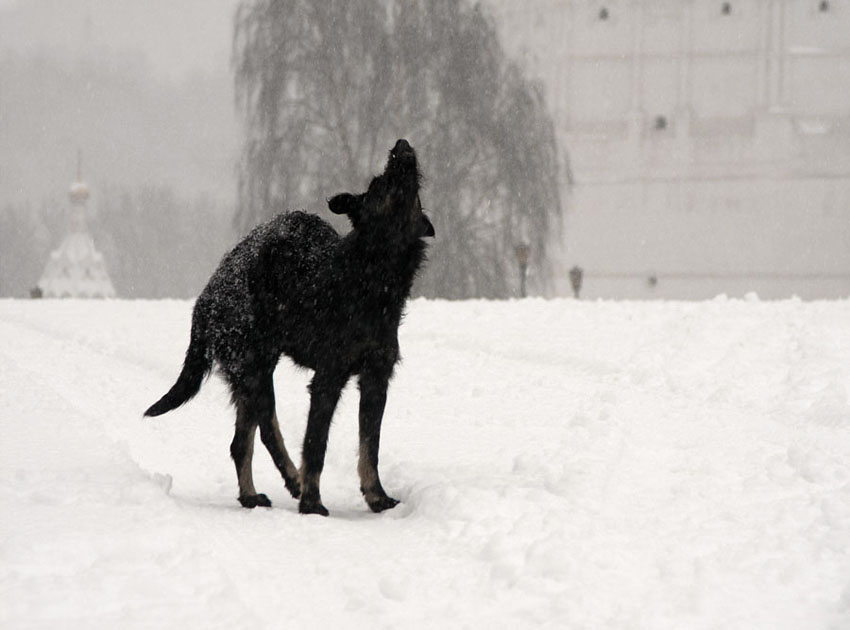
358;369;399;513
299;372;346;516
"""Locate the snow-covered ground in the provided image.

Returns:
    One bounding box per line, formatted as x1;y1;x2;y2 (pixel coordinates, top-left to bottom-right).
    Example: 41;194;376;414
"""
2;297;849;629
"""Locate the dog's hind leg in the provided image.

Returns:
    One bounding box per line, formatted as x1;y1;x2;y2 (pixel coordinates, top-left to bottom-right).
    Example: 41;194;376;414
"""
231;404;270;508
230;377;276;509
299;371;347;516
259;410;301;499
357;366;399;513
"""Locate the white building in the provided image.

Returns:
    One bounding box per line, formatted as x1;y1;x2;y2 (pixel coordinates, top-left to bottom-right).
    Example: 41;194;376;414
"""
487;0;850;298
38;173;116;299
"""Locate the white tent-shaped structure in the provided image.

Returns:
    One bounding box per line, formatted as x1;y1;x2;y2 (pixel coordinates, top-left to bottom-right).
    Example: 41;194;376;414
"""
38;172;116;299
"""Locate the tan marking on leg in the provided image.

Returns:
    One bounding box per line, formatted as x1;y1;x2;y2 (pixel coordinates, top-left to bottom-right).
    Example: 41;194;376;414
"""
272;412;299;481
299;464;324;505
358;442;380;501
299;465;321;491
238;424;257;497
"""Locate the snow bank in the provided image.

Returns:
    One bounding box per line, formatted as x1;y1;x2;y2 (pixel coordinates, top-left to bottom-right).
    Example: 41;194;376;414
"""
1;297;849;629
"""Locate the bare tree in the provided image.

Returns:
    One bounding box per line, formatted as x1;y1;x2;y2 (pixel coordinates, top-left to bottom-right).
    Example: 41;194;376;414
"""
233;0;563;298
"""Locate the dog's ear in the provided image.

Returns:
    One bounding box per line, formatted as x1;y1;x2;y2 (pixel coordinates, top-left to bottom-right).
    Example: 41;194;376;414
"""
419;215;435;238
328;193;358;216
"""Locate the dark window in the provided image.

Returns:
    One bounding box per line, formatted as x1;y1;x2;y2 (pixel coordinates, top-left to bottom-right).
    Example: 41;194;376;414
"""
599;7;609;21
721;2;732;15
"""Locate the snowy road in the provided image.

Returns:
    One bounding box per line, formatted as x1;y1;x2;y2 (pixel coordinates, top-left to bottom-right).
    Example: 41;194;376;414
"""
1;298;849;629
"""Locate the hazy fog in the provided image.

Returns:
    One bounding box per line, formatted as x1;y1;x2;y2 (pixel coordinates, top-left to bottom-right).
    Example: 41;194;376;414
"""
0;1;242;297
0;0;236;80
1;0;847;299
0;0;240;206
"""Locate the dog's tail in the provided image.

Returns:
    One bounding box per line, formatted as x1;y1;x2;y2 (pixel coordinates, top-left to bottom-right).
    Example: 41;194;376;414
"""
144;309;212;417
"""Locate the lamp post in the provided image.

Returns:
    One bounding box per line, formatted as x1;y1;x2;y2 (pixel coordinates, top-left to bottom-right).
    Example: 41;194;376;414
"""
515;243;529;298
569;266;584;299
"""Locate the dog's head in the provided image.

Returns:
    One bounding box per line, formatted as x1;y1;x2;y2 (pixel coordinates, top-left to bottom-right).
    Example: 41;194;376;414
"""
329;139;435;241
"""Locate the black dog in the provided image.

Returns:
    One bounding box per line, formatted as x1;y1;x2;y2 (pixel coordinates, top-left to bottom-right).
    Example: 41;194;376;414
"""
145;139;434;516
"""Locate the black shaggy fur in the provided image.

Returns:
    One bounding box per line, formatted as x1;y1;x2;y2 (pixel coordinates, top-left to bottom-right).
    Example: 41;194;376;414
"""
145;139;434;516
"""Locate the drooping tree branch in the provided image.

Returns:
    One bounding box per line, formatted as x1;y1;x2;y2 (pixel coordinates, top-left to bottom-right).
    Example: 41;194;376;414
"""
233;0;564;298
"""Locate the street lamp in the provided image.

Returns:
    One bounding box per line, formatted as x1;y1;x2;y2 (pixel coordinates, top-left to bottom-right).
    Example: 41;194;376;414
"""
569;266;584;299
515;243;529;298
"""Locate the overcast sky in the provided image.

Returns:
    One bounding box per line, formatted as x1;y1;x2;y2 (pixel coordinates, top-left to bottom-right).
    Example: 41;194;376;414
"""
0;0;239;80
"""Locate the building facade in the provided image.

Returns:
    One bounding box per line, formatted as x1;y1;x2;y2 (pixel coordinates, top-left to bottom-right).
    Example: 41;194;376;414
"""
487;0;850;298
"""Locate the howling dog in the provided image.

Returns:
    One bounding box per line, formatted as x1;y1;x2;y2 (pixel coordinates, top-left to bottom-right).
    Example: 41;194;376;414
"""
145;139;434;516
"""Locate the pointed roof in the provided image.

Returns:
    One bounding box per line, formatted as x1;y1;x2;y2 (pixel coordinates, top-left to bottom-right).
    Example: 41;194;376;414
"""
37;153;117;298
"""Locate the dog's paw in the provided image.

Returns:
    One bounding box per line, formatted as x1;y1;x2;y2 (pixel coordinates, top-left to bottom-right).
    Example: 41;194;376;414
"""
239;493;272;509
284;477;301;500
299;499;329;517
367;496;400;513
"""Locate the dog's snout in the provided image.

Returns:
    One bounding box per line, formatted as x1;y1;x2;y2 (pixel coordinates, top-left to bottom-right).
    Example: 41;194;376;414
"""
391;139;413;158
